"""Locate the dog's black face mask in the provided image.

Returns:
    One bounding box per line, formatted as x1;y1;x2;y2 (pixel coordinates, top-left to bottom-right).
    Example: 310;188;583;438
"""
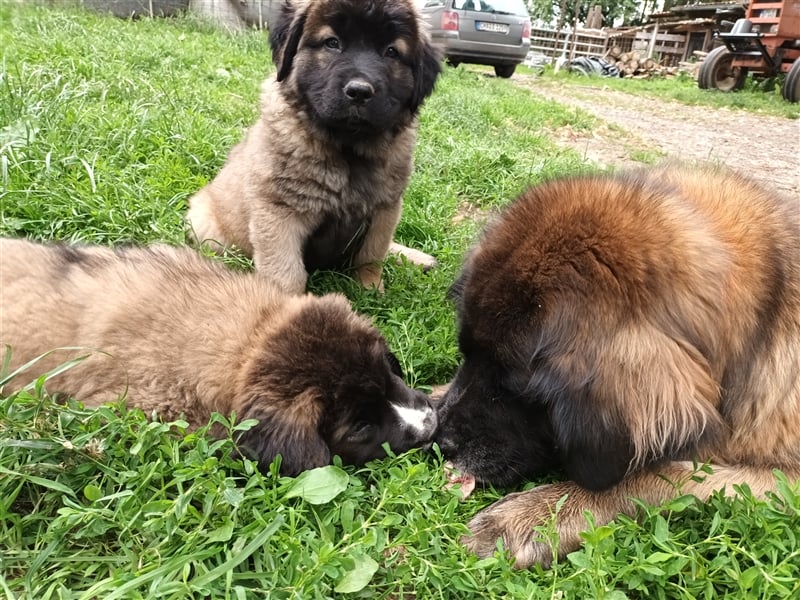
434;330;560;487
269;0;441;143
322;348;438;466
235;296;438;476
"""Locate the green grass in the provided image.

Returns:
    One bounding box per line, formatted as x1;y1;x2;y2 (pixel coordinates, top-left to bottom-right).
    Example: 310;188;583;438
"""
3;5;800;599
529;65;800;119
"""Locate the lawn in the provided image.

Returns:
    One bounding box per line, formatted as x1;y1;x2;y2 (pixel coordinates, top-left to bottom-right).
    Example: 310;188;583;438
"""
2;5;800;599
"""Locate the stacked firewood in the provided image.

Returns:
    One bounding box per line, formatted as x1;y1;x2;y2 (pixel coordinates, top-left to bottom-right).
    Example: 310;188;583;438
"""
603;46;680;78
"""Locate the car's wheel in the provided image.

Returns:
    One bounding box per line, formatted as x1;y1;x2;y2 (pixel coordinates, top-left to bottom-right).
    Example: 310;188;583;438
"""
494;64;516;78
781;59;800;103
698;46;747;91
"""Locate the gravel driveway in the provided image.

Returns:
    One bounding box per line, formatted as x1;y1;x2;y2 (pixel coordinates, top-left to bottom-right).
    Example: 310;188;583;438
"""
515;77;800;198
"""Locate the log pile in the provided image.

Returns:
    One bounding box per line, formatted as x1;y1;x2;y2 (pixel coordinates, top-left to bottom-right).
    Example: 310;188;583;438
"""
603;46;681;78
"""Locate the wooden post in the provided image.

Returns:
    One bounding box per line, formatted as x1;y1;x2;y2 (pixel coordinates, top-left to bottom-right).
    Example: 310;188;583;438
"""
555;25;571;71
568;0;581;62
647;19;659;59
556;0;568;33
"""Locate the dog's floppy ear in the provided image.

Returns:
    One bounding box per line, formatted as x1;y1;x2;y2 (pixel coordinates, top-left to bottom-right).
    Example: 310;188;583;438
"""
447;271;466;304
269;0;307;82
448;247;477;307
410;36;442;113
532;362;635;492
543;325;722;491
235;390;331;476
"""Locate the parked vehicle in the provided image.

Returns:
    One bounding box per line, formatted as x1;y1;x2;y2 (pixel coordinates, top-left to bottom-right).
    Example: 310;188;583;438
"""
417;0;532;78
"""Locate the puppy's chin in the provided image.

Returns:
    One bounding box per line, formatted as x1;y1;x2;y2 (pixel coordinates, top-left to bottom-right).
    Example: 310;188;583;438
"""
446;456;532;488
315;110;400;142
327;117;384;140
436;414;561;487
435;382;560;487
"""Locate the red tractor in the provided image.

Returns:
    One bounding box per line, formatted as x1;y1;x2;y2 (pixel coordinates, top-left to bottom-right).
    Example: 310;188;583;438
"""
698;0;800;102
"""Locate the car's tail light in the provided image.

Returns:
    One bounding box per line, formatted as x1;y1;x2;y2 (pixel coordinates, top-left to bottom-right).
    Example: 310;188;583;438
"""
441;10;459;31
522;19;531;42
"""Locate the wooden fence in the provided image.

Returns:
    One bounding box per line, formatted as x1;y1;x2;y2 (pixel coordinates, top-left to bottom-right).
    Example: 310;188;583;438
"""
528;27;608;60
527;25;689;67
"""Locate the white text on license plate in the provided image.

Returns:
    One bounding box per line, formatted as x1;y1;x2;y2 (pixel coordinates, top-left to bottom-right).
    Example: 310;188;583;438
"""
476;21;509;34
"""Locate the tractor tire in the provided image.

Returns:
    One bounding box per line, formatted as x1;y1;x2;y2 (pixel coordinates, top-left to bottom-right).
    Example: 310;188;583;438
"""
781;59;800;103
698;46;748;92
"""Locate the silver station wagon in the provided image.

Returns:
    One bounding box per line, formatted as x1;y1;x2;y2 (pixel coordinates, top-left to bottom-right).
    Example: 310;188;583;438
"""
418;0;532;78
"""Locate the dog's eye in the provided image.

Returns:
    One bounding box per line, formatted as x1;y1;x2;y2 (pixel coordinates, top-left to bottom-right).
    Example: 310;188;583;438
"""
345;422;375;443
324;37;341;50
384;46;399;59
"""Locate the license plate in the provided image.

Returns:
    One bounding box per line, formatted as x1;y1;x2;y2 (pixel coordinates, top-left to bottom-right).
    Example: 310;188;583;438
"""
476;21;509;34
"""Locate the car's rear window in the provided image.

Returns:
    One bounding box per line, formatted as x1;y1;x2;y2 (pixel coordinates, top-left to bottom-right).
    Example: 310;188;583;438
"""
451;0;528;15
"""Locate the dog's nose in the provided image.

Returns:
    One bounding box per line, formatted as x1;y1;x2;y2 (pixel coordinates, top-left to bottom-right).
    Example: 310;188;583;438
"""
343;79;374;104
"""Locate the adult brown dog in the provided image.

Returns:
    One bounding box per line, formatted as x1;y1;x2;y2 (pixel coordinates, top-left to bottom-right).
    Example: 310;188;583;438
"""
0;238;437;476
434;164;800;568
186;0;441;294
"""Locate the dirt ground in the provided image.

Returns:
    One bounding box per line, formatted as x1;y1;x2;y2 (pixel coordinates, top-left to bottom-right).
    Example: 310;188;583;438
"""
514;77;800;198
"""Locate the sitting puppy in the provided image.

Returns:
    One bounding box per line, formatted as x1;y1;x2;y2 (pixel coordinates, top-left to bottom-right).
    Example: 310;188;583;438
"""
0;238;437;475
435;164;800;568
186;0;442;294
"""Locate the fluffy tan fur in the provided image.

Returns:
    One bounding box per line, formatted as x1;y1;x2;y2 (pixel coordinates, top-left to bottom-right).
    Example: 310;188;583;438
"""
440;164;800;568
186;0;440;294
186;78;417;293
0;238;340;421
0;238;438;475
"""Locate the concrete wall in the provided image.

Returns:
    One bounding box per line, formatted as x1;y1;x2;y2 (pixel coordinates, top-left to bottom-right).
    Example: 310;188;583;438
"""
81;0;277;29
188;0;276;29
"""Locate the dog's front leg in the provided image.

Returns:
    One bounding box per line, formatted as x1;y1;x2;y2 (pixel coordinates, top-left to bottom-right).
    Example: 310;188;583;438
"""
463;462;794;570
249;205;313;295
352;202;403;291
463;481;621;570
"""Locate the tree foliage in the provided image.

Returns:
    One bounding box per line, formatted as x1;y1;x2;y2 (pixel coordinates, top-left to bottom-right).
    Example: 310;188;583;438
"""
526;0;644;29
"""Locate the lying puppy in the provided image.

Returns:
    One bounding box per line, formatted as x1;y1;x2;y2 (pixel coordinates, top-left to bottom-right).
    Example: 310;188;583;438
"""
0;238;437;475
186;0;441;293
435;164;800;567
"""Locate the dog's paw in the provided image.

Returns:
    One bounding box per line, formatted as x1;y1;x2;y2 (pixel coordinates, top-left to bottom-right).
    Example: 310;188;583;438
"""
357;264;385;293
462;483;593;569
